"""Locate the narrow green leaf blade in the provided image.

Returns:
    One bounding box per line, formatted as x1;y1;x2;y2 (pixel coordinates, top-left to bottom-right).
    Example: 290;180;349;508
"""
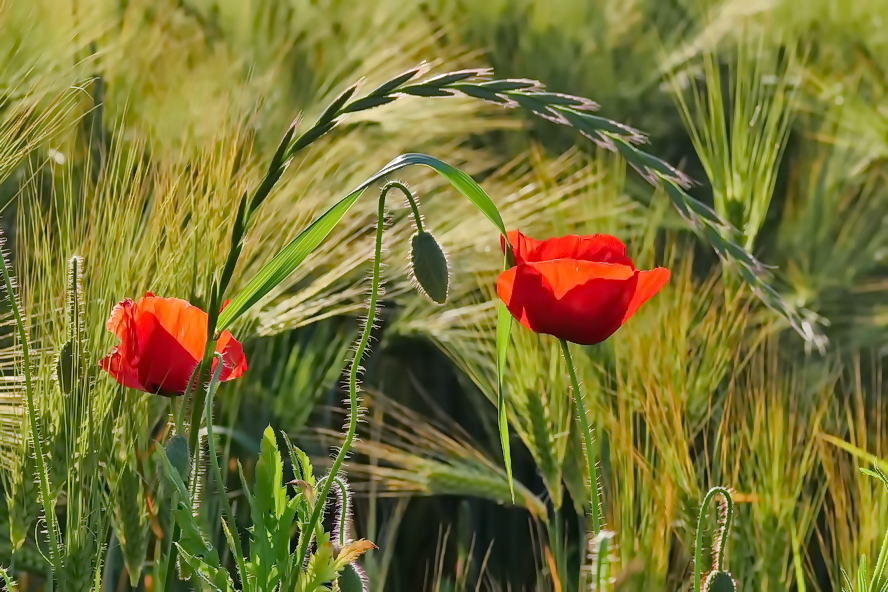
391;153;507;236
496;300;513;499
255;426;285;522
217;189;364;331
218;153;508;331
821;434;888;475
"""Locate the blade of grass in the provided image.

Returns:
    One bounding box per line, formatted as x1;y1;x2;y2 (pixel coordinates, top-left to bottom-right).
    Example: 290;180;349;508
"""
819;433;888;475
218;153;509;332
0;235;62;583
496;302;513;499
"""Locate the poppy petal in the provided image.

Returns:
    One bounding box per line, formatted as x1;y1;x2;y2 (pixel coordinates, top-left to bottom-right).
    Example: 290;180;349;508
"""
622;267;670;323
136;296;209;361
214;331;248;382
503;230;633;266
106;298;132;335
134;312;201;394
497;260;637;345
99;294;248;395
98;348;146;391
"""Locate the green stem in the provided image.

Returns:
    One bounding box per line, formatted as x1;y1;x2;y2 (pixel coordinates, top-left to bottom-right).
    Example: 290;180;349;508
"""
0;248;62;581
388;182;424;232
161;523;181;592
204;354;248;580
558;339;601;535
331;476;350;545
296;181;400;569
694;487;734;592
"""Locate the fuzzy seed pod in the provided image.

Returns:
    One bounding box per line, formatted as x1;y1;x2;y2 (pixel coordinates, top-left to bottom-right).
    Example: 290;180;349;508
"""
410;231;450;304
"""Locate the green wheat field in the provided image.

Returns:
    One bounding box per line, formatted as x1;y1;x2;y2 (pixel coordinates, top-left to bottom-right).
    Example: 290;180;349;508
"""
1;0;888;590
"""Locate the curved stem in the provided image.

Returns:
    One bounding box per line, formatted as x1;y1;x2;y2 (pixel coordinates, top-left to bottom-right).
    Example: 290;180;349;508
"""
0;248;62;579
382;181;423;232
296;181;399;568
331;476;351;545
694;486;734;592
558;339;601;535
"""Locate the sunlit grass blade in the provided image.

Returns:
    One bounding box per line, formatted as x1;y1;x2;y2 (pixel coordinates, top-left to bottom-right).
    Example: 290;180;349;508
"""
496;302;513;499
216;189;366;332
317;394;546;518
820;434;888;475
0;233;62;580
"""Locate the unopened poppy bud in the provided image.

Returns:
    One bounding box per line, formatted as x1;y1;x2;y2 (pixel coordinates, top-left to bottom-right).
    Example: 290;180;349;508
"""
339;563;369;592
703;572;735;592
56;339;74;395
164;434;192;485
410;231;450;305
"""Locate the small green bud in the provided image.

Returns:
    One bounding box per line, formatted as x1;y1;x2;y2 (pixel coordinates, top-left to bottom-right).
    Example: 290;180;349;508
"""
338;563;369;592
164;434;192;485
56;339;74;395
410;231;449;305
703;571;736;592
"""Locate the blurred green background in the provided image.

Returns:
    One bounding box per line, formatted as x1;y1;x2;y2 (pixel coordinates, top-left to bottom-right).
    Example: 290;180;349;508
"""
3;0;888;590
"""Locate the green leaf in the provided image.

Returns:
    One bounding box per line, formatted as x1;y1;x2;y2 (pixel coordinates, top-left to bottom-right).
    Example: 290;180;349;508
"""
155;448;221;568
217;153;508;331
238;459;274;588
255;426;287;523
496;301;513;500
216;189;364;331
243;428;288;590
274;497;300;583
393;153;507;236
155;445;190;501
861;467;888;490
177;547;234;591
220;518;249;589
283;432;315;488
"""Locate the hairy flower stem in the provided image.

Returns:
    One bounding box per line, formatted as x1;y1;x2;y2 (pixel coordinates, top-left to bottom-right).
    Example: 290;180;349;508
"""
296;182;421;569
694;487;734;592
204;354;248;579
0;247;62;583
559;339;602;535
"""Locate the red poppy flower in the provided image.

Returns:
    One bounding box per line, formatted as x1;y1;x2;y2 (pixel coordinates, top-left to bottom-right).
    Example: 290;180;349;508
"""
496;230;669;345
99;293;248;396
